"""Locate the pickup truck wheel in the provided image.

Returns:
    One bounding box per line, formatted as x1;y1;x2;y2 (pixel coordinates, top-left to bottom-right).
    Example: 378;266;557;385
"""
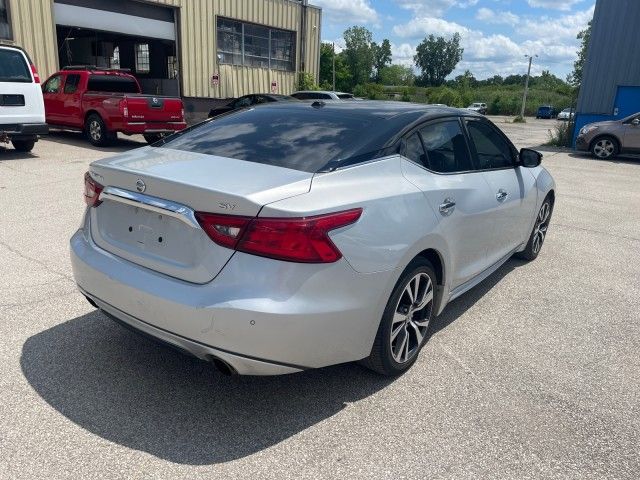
11;139;36;152
85;114;112;146
143;133;166;144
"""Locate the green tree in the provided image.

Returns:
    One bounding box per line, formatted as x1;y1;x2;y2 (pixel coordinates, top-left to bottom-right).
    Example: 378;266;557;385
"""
568;20;592;87
319;42;352;91
343;26;374;89
379;64;415;86
414;33;463;86
372;39;392;82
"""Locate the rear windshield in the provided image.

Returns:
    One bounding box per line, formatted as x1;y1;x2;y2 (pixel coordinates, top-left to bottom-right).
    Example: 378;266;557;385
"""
338;93;354;99
0;49;31;83
160;107;374;172
87;75;139;93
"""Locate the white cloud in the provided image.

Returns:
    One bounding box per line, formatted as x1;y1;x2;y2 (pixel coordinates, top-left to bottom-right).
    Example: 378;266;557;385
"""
521;5;594;42
527;0;584;11
390;43;417;66
476;7;520;26
312;0;379;25
395;0;478;17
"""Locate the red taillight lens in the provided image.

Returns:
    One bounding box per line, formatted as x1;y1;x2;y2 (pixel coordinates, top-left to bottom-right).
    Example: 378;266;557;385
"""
194;213;251;249
84;172;103;207
30;64;40;84
196;208;363;263
120;99;129;118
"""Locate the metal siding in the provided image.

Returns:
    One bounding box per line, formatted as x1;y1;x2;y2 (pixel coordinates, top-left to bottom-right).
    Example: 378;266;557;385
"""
8;0;320;98
577;0;640;114
9;0;58;79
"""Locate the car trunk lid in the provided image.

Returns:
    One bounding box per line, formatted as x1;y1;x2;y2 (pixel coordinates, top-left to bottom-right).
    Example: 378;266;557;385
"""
88;147;312;283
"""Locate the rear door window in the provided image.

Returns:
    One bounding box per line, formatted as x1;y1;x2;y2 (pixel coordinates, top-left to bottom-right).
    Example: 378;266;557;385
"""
418;120;474;173
403;133;427;167
0;49;31;83
63;74;81;94
87;75;139;93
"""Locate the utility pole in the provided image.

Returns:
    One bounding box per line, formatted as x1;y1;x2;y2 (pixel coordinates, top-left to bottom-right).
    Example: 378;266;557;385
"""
332;42;336;91
520;54;537;118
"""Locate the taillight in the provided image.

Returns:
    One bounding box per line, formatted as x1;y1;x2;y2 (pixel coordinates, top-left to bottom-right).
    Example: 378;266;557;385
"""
195;209;363;263
84;172;103;207
120;99;129;118
194;213;250;249
30;64;40;83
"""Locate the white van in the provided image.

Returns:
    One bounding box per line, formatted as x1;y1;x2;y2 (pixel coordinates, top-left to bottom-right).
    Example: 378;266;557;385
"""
0;43;48;152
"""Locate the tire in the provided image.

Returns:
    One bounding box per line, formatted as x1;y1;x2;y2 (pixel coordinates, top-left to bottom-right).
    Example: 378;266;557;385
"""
85;114;113;146
590;136;619;160
143;133;166;144
517;197;553;261
361;258;437;376
11;139;35;152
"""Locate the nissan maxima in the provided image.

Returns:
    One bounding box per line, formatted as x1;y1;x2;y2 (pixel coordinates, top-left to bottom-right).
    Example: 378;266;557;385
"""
71;101;555;376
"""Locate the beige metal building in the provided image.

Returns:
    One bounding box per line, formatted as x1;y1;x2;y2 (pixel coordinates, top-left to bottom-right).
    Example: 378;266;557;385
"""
1;0;321;117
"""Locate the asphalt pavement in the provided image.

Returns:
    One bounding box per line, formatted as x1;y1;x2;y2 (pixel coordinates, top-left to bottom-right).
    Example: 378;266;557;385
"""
1;118;639;479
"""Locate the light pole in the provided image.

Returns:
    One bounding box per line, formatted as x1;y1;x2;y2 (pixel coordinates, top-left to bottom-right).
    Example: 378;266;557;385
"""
332;42;336;91
520;54;537;118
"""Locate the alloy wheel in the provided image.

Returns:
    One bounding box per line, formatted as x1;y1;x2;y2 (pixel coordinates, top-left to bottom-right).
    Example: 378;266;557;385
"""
89;120;102;141
390;272;433;363
532;202;551;255
593;139;615;158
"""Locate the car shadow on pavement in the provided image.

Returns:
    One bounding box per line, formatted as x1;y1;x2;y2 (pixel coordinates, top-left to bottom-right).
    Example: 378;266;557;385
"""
429;258;525;336
46;130;146;153
20;309;394;465
0;145;38;161
566;152;640;166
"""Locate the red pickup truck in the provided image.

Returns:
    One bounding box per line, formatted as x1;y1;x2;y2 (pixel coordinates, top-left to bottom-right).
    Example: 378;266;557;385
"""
42;67;186;146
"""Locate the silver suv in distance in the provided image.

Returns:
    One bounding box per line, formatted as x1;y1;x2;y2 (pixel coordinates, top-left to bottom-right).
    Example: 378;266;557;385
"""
71;102;555;376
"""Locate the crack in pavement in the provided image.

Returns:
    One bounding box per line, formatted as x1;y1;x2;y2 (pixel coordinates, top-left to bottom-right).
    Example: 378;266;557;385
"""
0;241;74;283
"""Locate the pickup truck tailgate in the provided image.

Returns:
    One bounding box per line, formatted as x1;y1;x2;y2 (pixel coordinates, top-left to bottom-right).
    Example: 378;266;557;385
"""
126;95;183;123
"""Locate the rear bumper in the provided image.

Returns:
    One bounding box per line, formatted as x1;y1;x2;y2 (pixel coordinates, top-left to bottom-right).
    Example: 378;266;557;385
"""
70;217;393;375
0;122;49;138
120;121;187;135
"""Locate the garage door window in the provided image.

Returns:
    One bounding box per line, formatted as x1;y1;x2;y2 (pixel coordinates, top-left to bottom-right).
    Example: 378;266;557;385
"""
217;17;295;71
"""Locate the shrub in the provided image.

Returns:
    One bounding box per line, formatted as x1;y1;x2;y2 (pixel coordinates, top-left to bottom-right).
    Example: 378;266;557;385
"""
401;87;411;102
298;72;319;91
513;115;526;123
545;121;573;147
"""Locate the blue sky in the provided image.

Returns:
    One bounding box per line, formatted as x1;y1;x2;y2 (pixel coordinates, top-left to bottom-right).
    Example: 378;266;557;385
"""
312;0;595;80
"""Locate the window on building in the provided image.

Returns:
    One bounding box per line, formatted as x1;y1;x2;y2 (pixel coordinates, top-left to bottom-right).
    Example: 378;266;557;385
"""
167;55;178;79
216;17;295;71
0;0;12;40
135;43;150;73
110;46;120;69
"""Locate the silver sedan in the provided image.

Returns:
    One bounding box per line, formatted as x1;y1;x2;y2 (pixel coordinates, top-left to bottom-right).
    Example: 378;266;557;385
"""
71;102;555;376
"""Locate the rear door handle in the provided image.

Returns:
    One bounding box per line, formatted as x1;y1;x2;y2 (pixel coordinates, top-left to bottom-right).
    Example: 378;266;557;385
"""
496;189;508;202
439;198;456;216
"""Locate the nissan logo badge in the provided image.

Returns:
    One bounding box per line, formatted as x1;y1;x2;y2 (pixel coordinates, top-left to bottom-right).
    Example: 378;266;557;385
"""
136;179;146;193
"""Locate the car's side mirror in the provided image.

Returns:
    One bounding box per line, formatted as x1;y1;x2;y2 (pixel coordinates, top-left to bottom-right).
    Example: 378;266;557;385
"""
632;118;640;126
520;148;543;168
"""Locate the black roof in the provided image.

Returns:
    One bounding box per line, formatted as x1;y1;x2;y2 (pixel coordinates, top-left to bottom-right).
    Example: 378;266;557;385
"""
161;101;481;173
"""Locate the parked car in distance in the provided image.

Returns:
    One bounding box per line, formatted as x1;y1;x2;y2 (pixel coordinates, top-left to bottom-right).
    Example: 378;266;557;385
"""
536;105;556;119
71;102;555;376
208;94;298;118
557;108;575;121
466;102;487;115
291;90;355;100
0;43;48;152
575;112;640;159
42;66;186;146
